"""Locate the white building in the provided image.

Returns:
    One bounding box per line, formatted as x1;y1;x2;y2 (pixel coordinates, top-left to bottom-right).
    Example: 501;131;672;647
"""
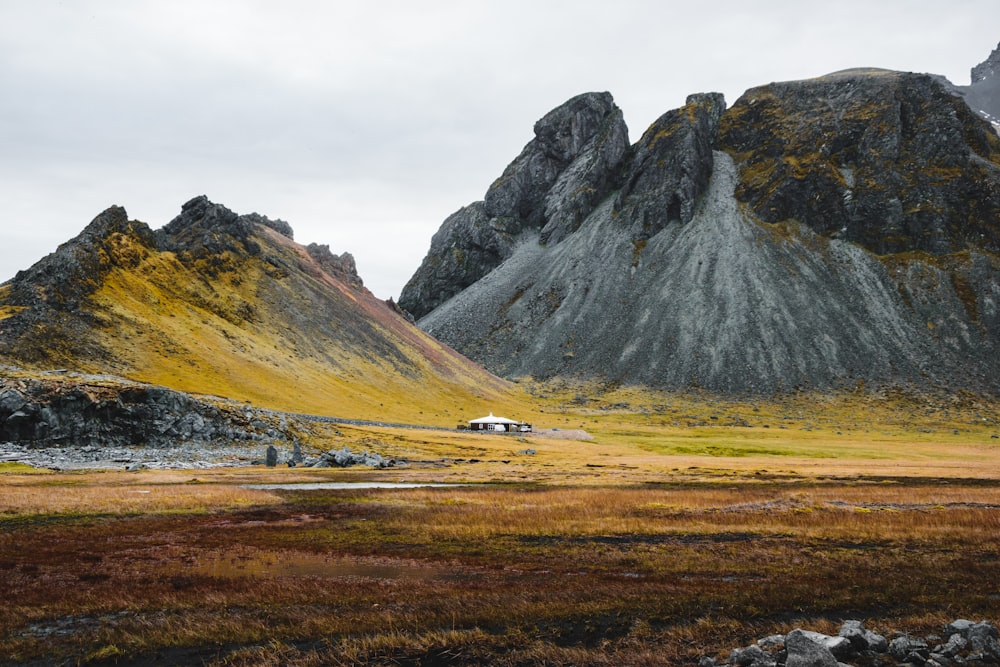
468;412;532;433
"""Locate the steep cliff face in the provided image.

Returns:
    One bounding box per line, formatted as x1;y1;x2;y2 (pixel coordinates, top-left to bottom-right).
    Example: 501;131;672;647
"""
0;197;510;423
398;92;630;320
406;71;1000;394
718;70;1000;256
964;40;1000;129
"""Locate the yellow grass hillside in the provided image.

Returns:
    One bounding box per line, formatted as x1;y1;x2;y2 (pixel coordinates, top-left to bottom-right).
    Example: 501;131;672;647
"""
0;200;519;425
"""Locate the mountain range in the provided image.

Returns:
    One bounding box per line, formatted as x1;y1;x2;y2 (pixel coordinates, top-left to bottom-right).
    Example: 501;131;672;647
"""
2;43;999;426
399;44;1000;395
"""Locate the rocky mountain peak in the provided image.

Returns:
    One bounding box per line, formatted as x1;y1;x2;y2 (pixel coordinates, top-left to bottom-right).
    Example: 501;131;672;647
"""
398;92;629;319
718;69;1000;256
407;65;1000;395
306;243;363;287
7;205;157;312
531;91;618;163
964;41;1000;130
972;41;1000;83
483;90;628;235
614;92;726;240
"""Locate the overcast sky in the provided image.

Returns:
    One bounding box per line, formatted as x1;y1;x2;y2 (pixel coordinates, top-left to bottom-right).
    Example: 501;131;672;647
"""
2;1;998;299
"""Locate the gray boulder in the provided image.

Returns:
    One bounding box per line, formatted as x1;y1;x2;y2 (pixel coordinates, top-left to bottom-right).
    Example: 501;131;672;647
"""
889;635;929;663
729;643;770;666
839;620;888;654
312;446;394;469
784;629;840;667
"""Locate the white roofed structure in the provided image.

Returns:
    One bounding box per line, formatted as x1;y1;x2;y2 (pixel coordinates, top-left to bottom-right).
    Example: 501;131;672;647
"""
468;412;531;433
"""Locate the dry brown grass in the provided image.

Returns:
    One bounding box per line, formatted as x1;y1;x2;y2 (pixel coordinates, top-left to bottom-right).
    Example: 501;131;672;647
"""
2;461;998;665
2;386;999;665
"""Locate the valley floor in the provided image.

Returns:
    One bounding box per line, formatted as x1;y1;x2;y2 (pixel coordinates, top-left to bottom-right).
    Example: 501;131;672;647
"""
2;409;999;666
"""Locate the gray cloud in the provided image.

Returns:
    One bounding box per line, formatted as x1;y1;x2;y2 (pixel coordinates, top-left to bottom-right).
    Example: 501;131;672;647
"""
1;0;998;298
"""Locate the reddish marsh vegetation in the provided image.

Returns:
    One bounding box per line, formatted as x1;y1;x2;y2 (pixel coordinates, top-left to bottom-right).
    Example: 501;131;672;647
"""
1;469;999;666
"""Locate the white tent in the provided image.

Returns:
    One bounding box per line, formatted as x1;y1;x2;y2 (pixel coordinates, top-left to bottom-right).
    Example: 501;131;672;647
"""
469;412;520;431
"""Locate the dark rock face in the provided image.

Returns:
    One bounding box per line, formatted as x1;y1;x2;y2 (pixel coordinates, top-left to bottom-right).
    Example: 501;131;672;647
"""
398;92;629;319
972;42;1000;84
717;69;1000;256
0;377;297;450
616;93;726;240
306;243;363;287
408;70;1000;394
965;41;1000;129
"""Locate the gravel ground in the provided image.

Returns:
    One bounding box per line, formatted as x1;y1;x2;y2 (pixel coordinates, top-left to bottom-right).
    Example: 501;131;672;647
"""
0;441;290;470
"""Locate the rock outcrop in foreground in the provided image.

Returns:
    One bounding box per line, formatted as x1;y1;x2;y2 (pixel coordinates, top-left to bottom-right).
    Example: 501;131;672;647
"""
0;373;307;468
703;619;1000;667
401;64;1000;394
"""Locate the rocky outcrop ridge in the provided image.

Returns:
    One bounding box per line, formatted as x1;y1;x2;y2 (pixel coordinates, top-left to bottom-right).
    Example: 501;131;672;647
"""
616;93;725;240
306;243;363;288
0;373;302;462
405;68;1000;394
703;619;999;667
717;70;1000;256
397;92;629;319
964;41;1000;130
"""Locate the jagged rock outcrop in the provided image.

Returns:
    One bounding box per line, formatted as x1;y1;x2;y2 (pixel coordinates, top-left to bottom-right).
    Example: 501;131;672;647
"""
616;93;726;240
398;92;629;319
407;69;1000;394
305;243;363;288
0;375;297;450
717;69;1000;256
966;41;1000;128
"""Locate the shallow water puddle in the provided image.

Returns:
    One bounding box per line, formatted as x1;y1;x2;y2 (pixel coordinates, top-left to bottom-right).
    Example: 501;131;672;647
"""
241;482;472;491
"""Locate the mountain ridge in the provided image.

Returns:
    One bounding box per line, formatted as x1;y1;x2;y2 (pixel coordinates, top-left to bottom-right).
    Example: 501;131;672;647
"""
401;65;1000;395
0;196;513;424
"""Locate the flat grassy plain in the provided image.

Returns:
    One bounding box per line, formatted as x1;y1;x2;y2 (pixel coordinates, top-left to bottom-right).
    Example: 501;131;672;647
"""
2;390;999;666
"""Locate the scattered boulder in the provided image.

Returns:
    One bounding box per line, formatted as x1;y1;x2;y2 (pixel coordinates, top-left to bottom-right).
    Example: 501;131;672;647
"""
702;620;999;667
785;629;839;667
839;619;888;654
310;446;395;469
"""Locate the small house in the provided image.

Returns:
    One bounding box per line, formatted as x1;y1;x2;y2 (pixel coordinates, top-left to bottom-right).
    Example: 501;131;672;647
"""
468;412;532;433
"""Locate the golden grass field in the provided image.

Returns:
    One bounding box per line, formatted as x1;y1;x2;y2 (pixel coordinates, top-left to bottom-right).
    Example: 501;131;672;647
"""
1;388;999;666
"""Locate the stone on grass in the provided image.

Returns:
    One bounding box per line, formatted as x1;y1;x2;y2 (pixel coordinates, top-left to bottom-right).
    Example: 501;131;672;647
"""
785;629;839;667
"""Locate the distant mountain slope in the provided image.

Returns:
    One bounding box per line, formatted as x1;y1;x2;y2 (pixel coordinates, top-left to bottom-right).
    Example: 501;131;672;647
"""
0;196;510;423
401;69;1000;394
961;41;1000;130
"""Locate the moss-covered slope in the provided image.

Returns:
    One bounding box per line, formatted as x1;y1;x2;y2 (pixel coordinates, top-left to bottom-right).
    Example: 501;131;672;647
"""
0;197;512;423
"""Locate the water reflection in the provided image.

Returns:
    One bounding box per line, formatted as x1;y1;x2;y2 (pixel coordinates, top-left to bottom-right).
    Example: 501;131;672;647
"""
242;482;470;491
